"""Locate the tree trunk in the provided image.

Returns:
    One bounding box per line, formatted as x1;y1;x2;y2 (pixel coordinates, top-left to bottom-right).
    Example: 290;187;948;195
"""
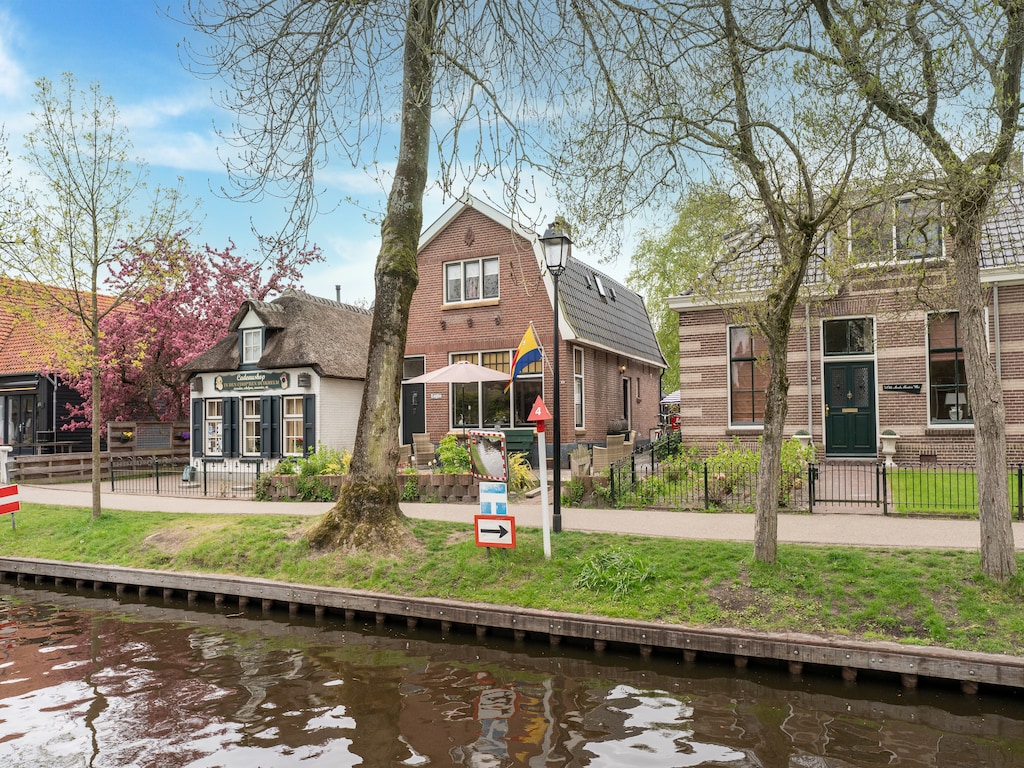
307;0;438;552
754;332;789;563
950;196;1017;580
90;294;102;520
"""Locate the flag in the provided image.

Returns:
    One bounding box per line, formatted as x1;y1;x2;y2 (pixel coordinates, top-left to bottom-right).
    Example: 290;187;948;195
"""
506;325;542;392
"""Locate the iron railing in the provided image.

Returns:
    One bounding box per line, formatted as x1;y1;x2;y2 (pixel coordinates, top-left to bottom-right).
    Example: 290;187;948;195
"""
605;442;1024;519
109;455;262;499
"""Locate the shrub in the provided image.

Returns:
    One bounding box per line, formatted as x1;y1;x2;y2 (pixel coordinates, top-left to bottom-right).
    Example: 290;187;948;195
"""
562;478;585;507
507;451;537;493
574;548;656;598
436;434;472;474
400;476;419;501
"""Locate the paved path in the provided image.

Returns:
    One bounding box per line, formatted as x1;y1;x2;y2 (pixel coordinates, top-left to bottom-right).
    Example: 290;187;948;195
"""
16;482;1024;551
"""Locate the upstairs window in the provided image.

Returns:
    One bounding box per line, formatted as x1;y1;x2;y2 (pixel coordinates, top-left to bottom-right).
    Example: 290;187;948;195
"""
241;328;263;365
445;257;499;303
823;318;874;356
848;196;942;263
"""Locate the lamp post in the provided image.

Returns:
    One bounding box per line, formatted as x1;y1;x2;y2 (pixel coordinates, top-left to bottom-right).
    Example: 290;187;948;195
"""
540;221;571;534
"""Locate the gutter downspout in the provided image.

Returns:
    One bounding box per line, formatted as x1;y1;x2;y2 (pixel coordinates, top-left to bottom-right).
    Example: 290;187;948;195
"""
994;284;1002;377
805;303;813;437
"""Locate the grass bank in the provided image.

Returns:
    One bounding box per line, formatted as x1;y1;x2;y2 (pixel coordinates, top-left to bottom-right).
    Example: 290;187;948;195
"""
2;503;1023;656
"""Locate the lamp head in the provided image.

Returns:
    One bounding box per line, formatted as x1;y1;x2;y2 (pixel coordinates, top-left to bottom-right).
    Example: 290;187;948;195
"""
540;221;572;276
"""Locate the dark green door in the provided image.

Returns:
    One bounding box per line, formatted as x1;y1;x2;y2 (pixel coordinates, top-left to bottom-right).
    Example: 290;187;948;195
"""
824;361;876;455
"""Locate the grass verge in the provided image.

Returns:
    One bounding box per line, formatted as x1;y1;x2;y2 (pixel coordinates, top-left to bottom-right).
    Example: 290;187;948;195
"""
2;503;1023;655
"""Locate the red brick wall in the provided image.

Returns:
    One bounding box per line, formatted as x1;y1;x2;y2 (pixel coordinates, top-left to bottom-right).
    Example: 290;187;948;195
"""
675;280;1024;464
407;206;663;452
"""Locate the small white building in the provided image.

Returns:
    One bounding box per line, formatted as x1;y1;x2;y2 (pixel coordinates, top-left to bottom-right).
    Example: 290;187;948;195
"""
182;289;372;471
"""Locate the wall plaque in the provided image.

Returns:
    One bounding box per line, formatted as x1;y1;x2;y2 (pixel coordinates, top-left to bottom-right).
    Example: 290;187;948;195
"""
214;371;290;392
882;383;922;394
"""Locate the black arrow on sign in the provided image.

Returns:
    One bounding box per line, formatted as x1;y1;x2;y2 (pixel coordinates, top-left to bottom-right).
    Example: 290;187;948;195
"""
480;525;509;538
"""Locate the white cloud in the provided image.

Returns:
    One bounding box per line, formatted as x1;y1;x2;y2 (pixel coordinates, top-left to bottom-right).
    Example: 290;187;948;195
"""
0;11;29;101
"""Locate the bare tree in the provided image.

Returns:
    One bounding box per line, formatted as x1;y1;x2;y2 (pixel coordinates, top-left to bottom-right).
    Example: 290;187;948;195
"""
4;75;187;519
181;0;572;551
809;0;1022;580
559;0;883;562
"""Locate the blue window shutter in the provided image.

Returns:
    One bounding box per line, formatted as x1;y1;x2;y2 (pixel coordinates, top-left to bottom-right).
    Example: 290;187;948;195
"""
191;399;203;457
303;394;316;456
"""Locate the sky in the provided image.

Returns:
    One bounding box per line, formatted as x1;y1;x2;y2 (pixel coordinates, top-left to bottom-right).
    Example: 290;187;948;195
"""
0;0;634;305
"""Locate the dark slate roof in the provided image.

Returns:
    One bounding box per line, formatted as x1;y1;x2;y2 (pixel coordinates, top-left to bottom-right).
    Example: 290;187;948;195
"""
183;289;372;379
980;180;1024;268
560;257;666;367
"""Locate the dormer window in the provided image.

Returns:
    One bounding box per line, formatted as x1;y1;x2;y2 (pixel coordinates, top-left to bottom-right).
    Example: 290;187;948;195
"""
241;328;263;365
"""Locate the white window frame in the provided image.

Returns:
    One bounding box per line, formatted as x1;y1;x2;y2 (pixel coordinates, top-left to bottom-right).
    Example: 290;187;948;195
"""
283;396;304;455
242;397;261;455
242;328;263;364
847;195;943;265
444;257;499;304
573;347;585;429
925;310;987;428
205;399;223;456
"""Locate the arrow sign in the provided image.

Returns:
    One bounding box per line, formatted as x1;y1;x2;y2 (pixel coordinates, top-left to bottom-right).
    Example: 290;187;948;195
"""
475;514;516;549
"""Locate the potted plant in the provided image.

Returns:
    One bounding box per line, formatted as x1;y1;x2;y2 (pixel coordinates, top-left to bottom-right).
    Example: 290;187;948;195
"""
793;429;812;448
880;429;899;466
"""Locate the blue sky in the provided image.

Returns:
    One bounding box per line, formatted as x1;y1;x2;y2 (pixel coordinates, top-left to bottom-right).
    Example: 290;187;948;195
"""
0;1;632;305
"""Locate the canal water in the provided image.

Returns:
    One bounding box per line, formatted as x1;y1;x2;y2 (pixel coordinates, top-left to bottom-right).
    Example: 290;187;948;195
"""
2;584;1023;767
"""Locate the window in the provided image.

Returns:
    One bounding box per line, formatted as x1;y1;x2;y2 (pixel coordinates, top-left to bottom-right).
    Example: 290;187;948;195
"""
573;348;585;428
241;328;263;364
242;398;261;455
928;313;971;424
284;396;304;455
848;196;942;262
729;326;768;425
205;400;223;456
444;257;499;303
446;350;541;429
823;318;874;356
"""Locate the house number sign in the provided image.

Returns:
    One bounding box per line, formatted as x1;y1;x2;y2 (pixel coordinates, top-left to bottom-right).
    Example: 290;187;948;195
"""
882;383;922;394
214;371;290;392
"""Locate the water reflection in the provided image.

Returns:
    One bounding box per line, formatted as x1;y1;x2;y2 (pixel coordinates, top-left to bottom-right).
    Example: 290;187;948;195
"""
1;584;1022;767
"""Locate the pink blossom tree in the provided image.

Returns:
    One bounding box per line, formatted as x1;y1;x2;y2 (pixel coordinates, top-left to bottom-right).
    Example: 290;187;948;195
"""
62;233;323;431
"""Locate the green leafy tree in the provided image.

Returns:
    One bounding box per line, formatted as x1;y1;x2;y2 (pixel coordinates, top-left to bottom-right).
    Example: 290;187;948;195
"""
810;0;1023;580
3;75;189;519
628;183;746;394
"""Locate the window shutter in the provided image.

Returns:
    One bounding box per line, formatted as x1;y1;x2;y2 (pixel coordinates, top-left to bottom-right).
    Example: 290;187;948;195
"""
191;399;203;457
302;394;316;456
223;397;239;457
260;395;281;458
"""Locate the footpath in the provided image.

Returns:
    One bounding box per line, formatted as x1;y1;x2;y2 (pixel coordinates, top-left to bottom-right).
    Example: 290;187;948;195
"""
17;482;1024;551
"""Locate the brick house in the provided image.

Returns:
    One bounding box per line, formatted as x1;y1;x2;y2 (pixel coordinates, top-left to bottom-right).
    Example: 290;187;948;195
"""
667;181;1024;464
404;195;666;462
183;289;372;471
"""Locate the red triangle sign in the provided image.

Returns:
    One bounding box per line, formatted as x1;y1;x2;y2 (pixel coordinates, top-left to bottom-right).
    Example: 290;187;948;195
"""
527;396;552;423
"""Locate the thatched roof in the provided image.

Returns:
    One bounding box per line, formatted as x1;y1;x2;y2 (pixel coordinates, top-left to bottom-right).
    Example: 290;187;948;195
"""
183;289;372;380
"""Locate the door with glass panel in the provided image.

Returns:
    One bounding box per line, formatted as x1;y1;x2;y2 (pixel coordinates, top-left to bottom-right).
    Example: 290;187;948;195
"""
824;361;876;455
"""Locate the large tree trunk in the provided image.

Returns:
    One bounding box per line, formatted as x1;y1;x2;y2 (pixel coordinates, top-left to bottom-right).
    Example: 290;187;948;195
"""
950;194;1017;580
308;0;438;552
754;331;790;563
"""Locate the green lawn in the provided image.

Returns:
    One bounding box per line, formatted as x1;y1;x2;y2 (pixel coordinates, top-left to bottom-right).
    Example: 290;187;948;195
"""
888;467;1024;517
1;502;1023;655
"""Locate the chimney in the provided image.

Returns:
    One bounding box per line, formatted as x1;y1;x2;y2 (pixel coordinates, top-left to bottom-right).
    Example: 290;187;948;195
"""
335;285;341;302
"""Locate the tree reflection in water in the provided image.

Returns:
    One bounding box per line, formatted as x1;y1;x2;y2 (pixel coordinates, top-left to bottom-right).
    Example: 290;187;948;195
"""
1;586;1022;767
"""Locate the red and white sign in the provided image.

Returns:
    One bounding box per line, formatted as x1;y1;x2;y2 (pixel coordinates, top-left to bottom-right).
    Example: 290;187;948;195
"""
475;514;516;548
0;485;19;515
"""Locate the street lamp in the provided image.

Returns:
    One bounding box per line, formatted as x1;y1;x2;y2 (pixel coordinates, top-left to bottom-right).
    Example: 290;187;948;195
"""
540;221;572;534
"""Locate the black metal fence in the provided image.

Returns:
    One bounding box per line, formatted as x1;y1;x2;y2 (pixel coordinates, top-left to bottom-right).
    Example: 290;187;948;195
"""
109;455;262;499
607;443;1024;519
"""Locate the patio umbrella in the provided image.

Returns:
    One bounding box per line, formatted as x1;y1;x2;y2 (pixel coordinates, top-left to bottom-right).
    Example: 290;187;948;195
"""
660;390;681;405
405;360;509;384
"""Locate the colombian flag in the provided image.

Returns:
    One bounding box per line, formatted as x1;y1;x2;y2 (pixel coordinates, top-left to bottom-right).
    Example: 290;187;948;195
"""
506;325;542;392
